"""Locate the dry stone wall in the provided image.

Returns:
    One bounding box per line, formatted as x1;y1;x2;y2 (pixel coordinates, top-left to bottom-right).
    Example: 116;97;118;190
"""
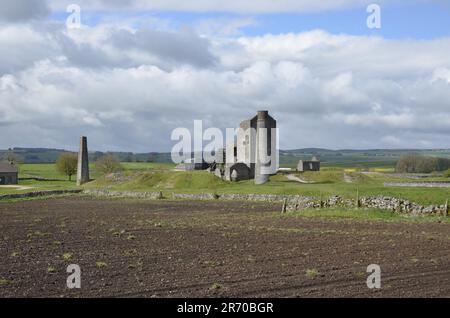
84;190;447;216
83;189;163;199
0;189;82;200
1;188;447;217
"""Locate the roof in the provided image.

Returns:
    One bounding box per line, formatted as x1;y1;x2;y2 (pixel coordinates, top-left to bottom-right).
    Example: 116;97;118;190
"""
0;163;18;173
298;160;320;164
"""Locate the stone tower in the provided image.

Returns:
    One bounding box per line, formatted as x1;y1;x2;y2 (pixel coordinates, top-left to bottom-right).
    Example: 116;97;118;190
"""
76;136;89;185
254;111;276;185
217;110;277;184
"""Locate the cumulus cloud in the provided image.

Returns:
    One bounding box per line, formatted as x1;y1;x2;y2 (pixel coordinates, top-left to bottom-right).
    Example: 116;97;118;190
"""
1;19;450;151
49;0;421;13
0;0;50;22
109;28;217;68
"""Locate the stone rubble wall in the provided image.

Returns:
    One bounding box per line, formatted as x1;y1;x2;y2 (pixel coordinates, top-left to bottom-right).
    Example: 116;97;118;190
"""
83;190;447;216
83;189;163;199
288;195;448;216
384;182;450;188
0;189;83;200
357;196;448;216
1;188;447;217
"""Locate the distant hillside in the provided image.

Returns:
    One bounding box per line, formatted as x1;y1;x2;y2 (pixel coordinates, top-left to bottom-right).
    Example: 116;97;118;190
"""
2;147;450;168
0;148;172;164
281;148;450;168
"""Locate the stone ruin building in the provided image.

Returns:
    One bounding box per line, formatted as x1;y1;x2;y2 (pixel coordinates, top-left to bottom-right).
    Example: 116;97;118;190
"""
210;110;277;185
0;162;18;185
297;156;320;172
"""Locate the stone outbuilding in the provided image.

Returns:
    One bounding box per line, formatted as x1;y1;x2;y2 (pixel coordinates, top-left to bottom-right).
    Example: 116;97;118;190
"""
297;156;320;172
0;162;18;185
226;162;252;182
175;158;209;171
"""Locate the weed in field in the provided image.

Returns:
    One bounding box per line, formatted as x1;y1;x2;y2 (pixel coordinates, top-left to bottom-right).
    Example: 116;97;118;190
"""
123;249;138;256
96;261;108;268
34;231;50;237
62;253;73;261
221;232;239;238
127;234;136;240
10;251;20;257
47;266;56;274
210;283;222;290
0;278;13;285
128;260;143;269
112;229;126;237
305;268;320;279
203;260;220;268
355;271;365;278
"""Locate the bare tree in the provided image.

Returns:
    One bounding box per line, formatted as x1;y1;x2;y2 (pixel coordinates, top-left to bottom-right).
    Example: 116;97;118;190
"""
95;154;123;175
2;151;23;165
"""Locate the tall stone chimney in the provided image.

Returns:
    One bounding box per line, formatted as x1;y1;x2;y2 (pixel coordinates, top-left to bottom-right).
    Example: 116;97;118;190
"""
77;136;90;185
254;111;272;185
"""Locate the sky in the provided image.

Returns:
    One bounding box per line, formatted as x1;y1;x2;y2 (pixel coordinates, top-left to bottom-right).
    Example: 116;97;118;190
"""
1;0;450;152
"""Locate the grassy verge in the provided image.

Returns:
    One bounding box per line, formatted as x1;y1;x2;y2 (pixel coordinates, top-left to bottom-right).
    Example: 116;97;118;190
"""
283;207;450;223
2;163;450;207
85;169;450;206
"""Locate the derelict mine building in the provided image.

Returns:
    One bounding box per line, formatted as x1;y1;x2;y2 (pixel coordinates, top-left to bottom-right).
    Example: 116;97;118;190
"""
0;163;18;185
212;110;277;185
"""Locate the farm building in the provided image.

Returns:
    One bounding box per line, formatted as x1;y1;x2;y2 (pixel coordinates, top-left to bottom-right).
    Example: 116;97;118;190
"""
0;163;18;185
297;156;321;172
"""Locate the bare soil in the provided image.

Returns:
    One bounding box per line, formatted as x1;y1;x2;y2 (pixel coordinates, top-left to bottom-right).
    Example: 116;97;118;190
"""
0;197;449;298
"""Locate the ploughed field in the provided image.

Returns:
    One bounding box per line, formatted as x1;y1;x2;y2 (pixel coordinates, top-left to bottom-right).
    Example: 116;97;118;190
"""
0;197;449;298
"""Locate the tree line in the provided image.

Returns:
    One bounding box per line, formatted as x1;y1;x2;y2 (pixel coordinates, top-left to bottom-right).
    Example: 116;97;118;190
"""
396;154;450;173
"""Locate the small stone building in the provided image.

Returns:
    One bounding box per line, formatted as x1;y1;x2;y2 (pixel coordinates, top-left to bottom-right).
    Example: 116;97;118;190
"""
175;158;209;171
0;163;18;185
297;156;320;172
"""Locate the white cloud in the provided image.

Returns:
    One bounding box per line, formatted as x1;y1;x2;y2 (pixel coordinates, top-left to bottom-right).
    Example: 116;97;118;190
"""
0;0;49;22
1;19;450;151
432;68;450;83
49;0;420;14
194;17;258;37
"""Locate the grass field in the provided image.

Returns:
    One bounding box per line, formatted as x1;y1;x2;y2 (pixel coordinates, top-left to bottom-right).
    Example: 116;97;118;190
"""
285;207;450;223
85;164;450;205
2;162;450;206
0;163;174;195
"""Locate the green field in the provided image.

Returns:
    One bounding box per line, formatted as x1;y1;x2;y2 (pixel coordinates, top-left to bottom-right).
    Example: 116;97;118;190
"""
284;208;450;223
1;162;450;206
0;163;173;195
86;168;450;205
